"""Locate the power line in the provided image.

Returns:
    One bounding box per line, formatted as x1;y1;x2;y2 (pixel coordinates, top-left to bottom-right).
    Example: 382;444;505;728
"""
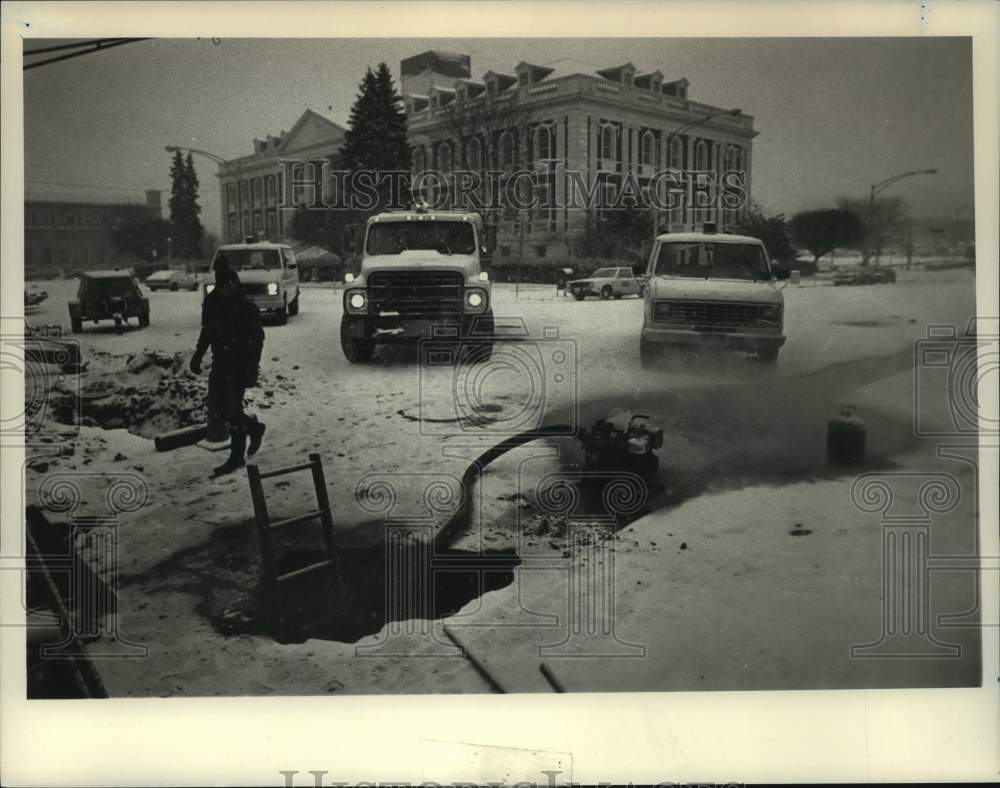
23;38;150;71
25;179;150;193
25;179;219;204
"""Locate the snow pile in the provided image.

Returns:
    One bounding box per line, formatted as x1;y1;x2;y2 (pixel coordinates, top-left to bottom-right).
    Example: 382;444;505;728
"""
46;350;294;439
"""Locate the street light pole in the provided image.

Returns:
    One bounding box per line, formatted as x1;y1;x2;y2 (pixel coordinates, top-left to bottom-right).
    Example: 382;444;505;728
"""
866;168;937;264
164;145;227;165
651;108;741;248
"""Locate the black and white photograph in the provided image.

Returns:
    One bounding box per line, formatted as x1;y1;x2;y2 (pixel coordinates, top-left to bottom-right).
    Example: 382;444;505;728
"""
2;1;998;785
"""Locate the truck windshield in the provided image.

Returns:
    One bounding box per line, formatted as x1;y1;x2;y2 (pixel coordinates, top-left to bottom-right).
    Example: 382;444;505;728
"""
592;268;617;278
220;249;282;270
654;242;771;281
366;221;476;256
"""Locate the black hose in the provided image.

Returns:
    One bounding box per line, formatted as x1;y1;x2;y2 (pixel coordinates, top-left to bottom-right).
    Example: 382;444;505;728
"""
434;424;576;550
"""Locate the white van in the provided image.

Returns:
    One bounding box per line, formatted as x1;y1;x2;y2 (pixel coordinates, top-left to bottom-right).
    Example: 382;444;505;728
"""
206;242;300;324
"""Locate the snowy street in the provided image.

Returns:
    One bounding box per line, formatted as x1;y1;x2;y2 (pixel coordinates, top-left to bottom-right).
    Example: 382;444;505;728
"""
23;267;981;695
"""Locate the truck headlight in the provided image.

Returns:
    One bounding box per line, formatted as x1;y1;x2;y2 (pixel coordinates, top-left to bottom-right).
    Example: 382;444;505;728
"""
205;283;215;294
267;282;279;296
349;292;367;310
760;305;780;324
653;301;673;320
465;288;488;311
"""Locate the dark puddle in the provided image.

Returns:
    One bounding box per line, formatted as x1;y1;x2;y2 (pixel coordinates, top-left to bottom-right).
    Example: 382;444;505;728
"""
120;520;518;645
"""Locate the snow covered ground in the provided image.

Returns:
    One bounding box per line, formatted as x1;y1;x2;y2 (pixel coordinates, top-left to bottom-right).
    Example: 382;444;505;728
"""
21;267;982;695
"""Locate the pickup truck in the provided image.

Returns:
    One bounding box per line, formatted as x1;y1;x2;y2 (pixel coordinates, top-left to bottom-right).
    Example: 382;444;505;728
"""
568;267;646;300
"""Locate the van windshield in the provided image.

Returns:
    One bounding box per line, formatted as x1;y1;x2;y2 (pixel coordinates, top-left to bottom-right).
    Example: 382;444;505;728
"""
219;249;282;271
366;221;476;256
654;242;771;281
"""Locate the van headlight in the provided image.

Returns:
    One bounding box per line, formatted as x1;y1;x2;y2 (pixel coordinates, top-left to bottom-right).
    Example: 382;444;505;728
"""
759;305;780;324
205;283;215;294
465;288;487;312
346;290;367;313
267;282;279;296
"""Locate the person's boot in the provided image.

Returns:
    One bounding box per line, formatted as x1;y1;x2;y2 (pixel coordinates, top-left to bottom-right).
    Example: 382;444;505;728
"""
212;429;247;477
246;416;266;457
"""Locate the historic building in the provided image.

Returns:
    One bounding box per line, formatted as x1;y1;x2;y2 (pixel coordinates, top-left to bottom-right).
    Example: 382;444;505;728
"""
24;190;162;277
216;109;346;243
402;50;758;260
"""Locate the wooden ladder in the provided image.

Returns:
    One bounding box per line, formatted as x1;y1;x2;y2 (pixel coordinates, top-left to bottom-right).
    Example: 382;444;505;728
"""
246;452;336;635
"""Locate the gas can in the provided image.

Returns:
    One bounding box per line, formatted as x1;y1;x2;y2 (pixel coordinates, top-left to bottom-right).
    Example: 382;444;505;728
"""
827;405;866;465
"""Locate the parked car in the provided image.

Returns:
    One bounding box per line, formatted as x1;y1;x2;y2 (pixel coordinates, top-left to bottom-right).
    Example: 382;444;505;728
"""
145;269;201;291
68;270;150;334
568;267;646;300
640;227;786;365
833;265;897;286
24;288;49;308
205;241;300;324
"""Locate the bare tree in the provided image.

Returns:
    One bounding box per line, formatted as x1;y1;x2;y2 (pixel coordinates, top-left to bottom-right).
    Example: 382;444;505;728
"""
440;88;535;226
837;195;909;265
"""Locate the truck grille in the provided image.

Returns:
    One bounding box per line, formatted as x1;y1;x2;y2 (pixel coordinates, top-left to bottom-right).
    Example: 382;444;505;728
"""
656;300;764;327
368;270;464;315
241;283;269;296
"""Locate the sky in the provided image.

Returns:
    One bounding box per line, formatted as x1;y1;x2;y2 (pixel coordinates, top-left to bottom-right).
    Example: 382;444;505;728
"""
23;37;974;237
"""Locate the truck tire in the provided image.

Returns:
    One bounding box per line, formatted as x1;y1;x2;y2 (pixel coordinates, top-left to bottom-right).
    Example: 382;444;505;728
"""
170;282;179;291
340;318;375;363
573;293;585;301
614;293;623;299
139;311;150;328
288;292;300;316
463;310;494;364
600;285;613;300
114;317;124;335
640;336;660;368
275;297;288;326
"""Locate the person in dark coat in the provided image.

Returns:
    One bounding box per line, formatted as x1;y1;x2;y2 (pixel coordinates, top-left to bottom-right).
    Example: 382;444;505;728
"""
190;254;266;476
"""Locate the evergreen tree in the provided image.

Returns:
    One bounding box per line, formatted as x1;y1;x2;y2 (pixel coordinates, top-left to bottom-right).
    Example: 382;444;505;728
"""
339;63;411;210
183;153;205;256
167;150;206;258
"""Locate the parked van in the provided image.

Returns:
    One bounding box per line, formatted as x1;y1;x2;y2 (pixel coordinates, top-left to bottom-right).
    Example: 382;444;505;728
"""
206;241;300;324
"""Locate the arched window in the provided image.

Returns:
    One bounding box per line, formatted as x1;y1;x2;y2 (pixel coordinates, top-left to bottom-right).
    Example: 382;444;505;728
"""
535;124;552;162
599;124;617;164
724;145;741;172
498;131;516;169
437;141;453;172
291;165;305;204
669;136;683;169
640;130;656;168
465;136;483;171
695;140;709;170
